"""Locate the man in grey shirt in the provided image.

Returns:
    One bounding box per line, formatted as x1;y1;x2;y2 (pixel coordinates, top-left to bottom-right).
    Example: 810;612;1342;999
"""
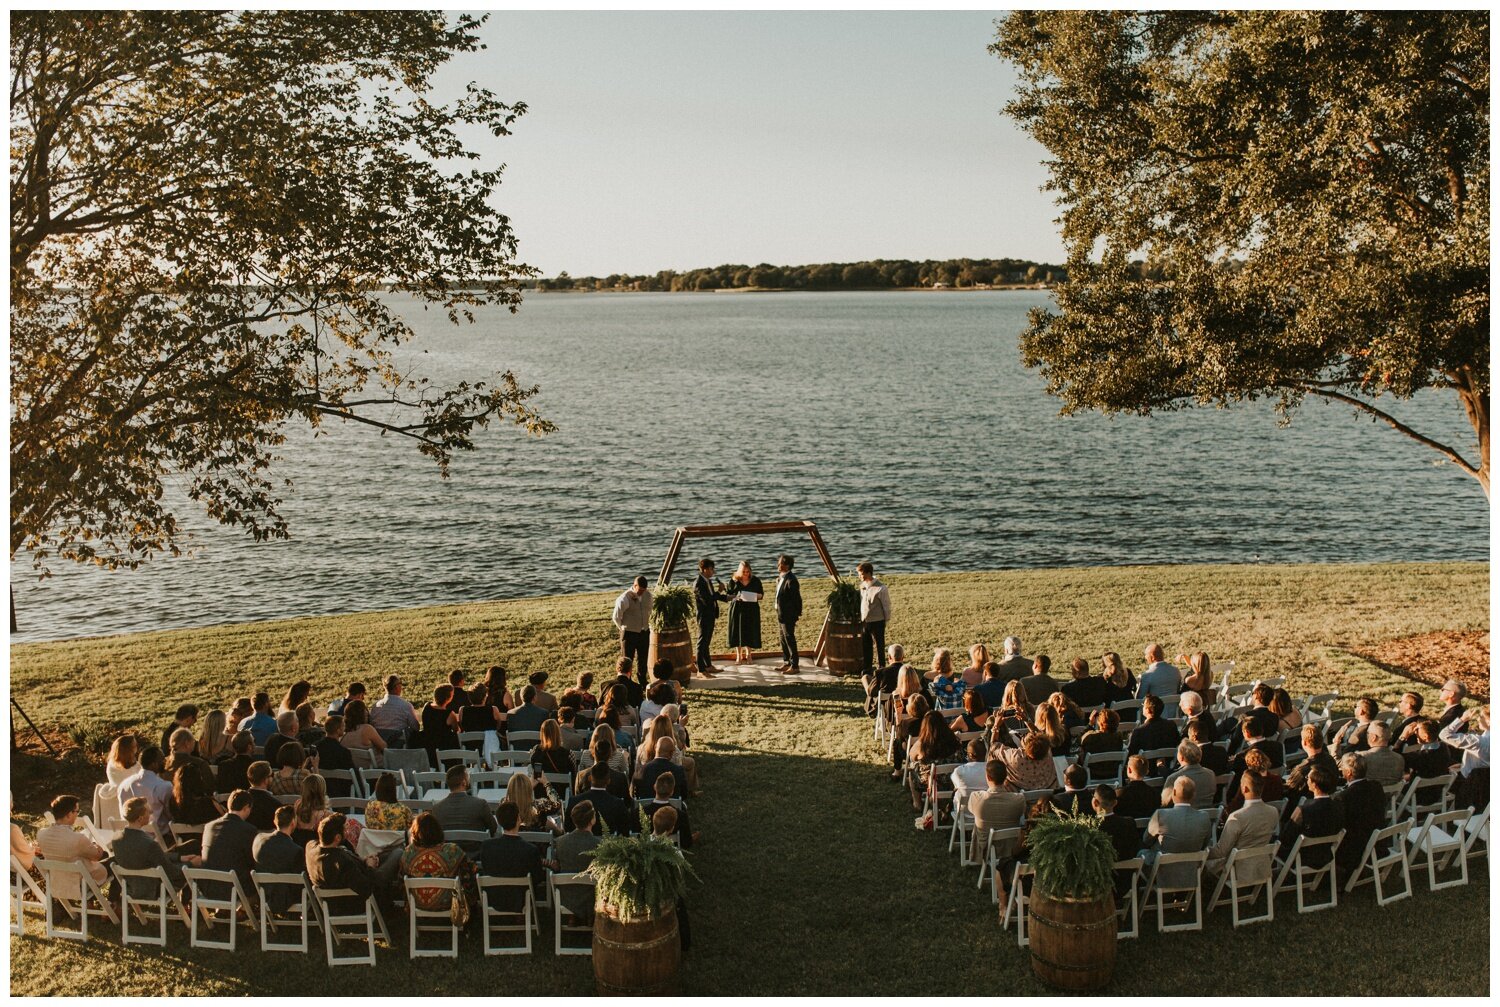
613;576;653;688
369;674;419;746
430;766;498;849
1163;741;1217;809
992;636;1031;685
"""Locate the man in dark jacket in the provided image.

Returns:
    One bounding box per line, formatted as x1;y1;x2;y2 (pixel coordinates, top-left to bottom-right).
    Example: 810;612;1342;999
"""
477;801;554;912
1283;725;1338;817
1278;766;1344;867
1092;784;1142;899
305;814;381;914
200;790;259;898
1332;753;1387;880
774;554;803;674
109;797;199;899
635;738;689;800
693;557;729;678
566;763;634;836
245;761;280;832
314;716;356;797
253;806;308;912
214;731;257;794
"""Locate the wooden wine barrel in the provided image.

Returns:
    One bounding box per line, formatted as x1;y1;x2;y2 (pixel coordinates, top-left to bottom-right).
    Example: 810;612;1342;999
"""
824;619;863;677
593;902;682;995
1027;888;1117;990
649;627;696;685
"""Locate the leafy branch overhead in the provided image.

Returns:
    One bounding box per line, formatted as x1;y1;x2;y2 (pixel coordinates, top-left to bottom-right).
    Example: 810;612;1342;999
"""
994;11;1489;496
10;10;554;573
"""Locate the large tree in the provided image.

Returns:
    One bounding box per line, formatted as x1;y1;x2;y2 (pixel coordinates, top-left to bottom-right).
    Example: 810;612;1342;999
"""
994;12;1489;496
11;11;553;573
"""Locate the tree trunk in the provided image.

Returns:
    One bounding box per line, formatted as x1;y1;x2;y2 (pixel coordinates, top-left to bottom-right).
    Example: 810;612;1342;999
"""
1454;366;1489;499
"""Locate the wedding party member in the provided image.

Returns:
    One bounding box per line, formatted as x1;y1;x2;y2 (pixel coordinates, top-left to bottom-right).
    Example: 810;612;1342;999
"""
693;558;729;678
857;561;891;675
726;561;764;665
613;576;654;687
774;554;803;674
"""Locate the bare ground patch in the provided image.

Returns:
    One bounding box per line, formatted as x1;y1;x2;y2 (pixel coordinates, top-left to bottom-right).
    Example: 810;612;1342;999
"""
1350;630;1491;702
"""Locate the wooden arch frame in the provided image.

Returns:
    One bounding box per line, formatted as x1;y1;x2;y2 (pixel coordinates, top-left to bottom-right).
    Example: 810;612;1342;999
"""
658;521;841;665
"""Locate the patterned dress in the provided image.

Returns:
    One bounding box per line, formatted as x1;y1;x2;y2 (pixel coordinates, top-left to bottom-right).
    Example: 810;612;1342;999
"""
400;842;474;911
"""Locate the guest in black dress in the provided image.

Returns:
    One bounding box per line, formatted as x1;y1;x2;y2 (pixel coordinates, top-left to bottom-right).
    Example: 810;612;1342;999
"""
423;685;461;766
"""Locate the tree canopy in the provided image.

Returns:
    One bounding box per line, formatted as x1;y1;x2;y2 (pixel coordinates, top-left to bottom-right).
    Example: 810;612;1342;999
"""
11;11;553;573
534;257;1067;293
994;11;1489;496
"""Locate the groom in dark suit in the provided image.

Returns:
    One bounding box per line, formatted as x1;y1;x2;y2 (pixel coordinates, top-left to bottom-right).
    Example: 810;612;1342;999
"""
694;557;728;678
775;554;803;673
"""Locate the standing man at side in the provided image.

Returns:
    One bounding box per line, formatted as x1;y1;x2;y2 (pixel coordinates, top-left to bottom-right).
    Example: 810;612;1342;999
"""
613;576;654;688
694;558;728;679
774;554;803;675
857;561;891;677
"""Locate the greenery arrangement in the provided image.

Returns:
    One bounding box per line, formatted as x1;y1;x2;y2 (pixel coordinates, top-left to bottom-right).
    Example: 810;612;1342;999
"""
650;583;696;632
1024;812;1117;902
826;579;862;622
589;811;698;921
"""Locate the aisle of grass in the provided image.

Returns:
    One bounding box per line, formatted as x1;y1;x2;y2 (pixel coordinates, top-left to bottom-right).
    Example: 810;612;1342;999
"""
8;561;1490;993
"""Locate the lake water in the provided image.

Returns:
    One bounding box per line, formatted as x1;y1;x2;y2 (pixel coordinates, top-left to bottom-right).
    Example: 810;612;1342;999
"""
10;290;1488;642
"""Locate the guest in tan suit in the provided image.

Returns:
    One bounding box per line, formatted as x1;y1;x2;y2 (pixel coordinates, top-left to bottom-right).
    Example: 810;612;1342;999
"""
1205;772;1279;881
35;795;107;899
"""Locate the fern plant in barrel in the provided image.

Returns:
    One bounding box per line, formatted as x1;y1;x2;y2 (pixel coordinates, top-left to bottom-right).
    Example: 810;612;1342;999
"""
649;583;695;632
1023;811;1120;991
826;578;861;621
823;577;864;676
589;812;699;994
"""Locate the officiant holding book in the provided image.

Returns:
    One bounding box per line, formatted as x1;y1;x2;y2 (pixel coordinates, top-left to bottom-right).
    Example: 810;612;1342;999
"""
726;560;764;664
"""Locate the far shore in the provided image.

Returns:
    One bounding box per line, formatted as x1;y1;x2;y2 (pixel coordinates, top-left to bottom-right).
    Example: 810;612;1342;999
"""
527;283;1053;294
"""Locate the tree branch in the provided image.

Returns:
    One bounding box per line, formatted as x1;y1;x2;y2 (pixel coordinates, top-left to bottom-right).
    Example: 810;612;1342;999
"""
1285;382;1479;475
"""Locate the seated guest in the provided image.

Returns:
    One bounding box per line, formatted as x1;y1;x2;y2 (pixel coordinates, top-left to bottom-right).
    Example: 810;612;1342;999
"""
161;704;201;756
1100;652;1136;704
906;711;964;810
37;795;108;894
1126;694;1180;762
889;695;931;777
252;806;307;912
448;670;472;711
1332;754;1385;879
949;739;990;808
566;763;633;836
364;772;414;833
1224;684;1279;752
119;746;173;831
1359;721;1405;787
1223;748;1283;824
639;680;675;723
1078;708;1125;759
245;761;280;832
973;658;1009;710
556;802;601;873
573;671;600;712
278;680;313;718
313;716;355;797
531;719;577;776
370;676;420;748
1021;654;1061;706
1440;705;1490;808
1114;756;1160;820
1135;644;1181;701
227;697;254;738
1144;778;1211;883
1092;784;1141;866
1053;764;1091;815
968;760;1026;864
400;811;475;914
505;772;558;834
1402;720;1452;780
1032;703;1071;757
1436;678;1468;730
995;680;1035;735
1179;651;1214;705
106;734;142;788
306;813;383;914
637;715;698;794
577;727;631;786
477;801;553;911
339;699;387;766
1278;766;1343;865
111;797;199;898
893;664;929;708
164;727;209;778
215;731;257;794
863;644;908;716
994;730;1057;794
263;712;299;767
1270;688;1302;732
1049;692;1087;732
295;703;325;747
421;684;461;762
1332;698;1380;756
269;742;313;796
651;805;681;841
960;644;989;690
291;774;330;846
557;705;591;749
993;636;1032;685
1061;657;1108;709
643;773;699;848
530;672;558;713
638;738;690;801
1207;773;1278;882
327;681;366;719
595;694;637;748
1392;692;1426;752
197;710;232;765
168;761;222;834
507;686;553;736
1283;724;1336;809
606;658;644;711
928;648;966;717
237;693;277;747
1179;692;1219;744
1230;716;1284;773
200;790;259;896
1164;741;1216;810
1187;721;1228;776
430;766;497;844
948;689;989;735
459;684;503;737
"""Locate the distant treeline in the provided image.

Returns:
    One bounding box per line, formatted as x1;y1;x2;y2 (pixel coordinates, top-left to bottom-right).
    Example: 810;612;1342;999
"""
530;258;1070;292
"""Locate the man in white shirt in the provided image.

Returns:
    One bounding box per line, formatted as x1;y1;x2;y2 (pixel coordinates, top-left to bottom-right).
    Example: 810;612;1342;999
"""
857;561;891;676
949;739;989;811
118;745;174;830
369;674;419;746
612;576;653;688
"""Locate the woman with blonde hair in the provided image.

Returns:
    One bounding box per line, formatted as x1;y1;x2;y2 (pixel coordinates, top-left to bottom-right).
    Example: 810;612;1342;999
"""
725;560;764;664
576;725;631;791
530;719;575;775
504;771;561;834
292;773;330;845
637;712;700;794
961;644;989;689
926;647;954;682
106;734;141;787
1048;691;1086;732
1033;702;1070;756
1101;652;1136;704
894;666;926;705
197;711;231;763
997;679;1034;731
1180;651;1215;704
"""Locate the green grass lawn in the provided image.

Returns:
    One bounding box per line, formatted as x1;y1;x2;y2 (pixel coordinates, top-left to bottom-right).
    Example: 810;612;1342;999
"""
8;561;1490;994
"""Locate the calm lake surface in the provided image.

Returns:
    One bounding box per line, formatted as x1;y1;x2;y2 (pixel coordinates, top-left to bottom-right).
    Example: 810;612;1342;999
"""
11;291;1488;642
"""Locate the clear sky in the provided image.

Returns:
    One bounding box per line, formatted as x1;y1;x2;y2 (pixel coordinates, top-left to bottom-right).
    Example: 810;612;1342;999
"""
430;11;1064;277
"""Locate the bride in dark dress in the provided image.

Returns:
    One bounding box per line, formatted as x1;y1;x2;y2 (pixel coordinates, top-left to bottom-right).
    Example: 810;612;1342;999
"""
725;560;763;664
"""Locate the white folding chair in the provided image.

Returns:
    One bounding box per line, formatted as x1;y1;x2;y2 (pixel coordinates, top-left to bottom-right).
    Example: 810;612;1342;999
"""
170;822;207;847
314;887;390;966
253;870;323;952
478;876;535;955
381;748;434;776
411;771;446;795
980;827;1023;904
1112;857;1143;939
1082;751;1126;786
551;872;596;956
1463;806;1490;863
1397;774;1456;824
948;802;975;864
435;749;482;768
469;770;505;790
329;797;368;814
873;692;893;746
92;783;122;833
38;859;118;941
458;730;489;751
1143;850;1208;932
506;732;543;751
405;876;461;958
183;867;255;949
11;854;47;936
1273;831;1344;913
1344;822;1412;905
1301;692;1338;725
111;864;190;947
355;767;407;799
319;769;360;795
1407;808;1472;891
921;764;961;825
447;829;493;847
1206;843;1277;927
543;772;574;800
999;862;1033;946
